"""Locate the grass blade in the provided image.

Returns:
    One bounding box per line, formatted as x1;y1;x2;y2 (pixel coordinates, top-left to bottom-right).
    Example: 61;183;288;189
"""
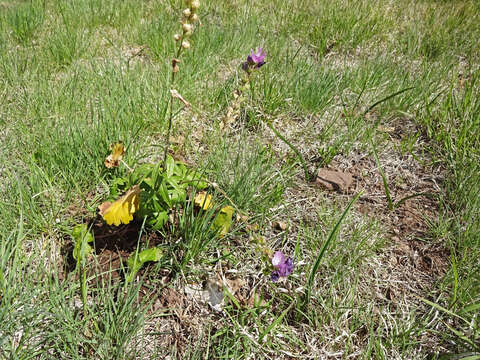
265;120;312;181
362;86;415;116
303;192;362;307
259;300;294;342
418;296;469;324
371;139;393;210
394;192;431;209
462;303;480;314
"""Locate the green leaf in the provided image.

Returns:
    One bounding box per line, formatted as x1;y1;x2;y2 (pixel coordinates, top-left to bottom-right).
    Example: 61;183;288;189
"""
303;192;361;307
371;139;393;210
213;206;235;237
418;296;470;324
72;224;94;265
126;247;163;282
462;303;480;314
149;211;169;230
165;155;175;178
110;177;128;198
259;301;294;342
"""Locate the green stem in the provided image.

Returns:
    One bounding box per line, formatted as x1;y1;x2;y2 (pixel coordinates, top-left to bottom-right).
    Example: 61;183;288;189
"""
162;42;185;166
81;264;87;317
302;192;362;311
362;86;415;117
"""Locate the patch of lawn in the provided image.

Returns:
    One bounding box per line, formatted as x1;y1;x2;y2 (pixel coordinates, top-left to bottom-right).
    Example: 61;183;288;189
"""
0;0;479;358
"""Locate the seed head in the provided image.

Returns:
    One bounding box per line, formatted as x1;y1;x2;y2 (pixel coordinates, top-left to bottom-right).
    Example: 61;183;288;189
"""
172;58;181;73
181;40;190;49
173;33;181;41
191;0;200;10
183;8;191;18
182;23;193;34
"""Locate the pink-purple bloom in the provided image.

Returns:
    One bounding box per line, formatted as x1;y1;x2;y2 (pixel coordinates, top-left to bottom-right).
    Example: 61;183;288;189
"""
242;47;266;71
271;251;294;282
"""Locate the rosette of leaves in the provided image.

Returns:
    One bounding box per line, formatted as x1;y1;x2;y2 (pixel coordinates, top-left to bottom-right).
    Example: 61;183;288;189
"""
108;156;207;229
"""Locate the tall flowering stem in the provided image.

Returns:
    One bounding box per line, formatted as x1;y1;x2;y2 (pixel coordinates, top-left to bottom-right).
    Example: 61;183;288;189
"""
162;0;201;166
222;48;266;128
230;48;313;181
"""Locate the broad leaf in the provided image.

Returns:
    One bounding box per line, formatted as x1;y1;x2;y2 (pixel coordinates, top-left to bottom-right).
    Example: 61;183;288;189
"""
72;224;94;266
213;206;235;237
126;247;163;282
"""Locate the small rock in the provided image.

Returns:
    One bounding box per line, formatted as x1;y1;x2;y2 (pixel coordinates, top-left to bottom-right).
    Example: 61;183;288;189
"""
314;169;353;192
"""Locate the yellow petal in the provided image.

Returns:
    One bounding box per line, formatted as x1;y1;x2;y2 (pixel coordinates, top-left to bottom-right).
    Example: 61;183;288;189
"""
104;142;126;168
194;192;213;210
101;185;140;226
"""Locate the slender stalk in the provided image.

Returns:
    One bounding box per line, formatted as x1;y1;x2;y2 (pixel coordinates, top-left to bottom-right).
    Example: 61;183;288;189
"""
80;264;87;317
162;43;185;166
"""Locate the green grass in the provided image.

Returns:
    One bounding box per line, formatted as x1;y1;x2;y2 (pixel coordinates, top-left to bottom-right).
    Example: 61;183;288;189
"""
0;0;479;358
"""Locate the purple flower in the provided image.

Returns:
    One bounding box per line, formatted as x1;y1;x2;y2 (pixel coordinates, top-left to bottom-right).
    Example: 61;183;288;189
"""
242;47;266;72
271;251;294;282
248;48;266;67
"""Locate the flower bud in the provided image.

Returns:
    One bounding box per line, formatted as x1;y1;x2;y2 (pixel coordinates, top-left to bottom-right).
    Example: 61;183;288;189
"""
191;0;200;10
172;58;181;73
183;8;191;18
173;33;181;41
191;13;199;22
182;23;193;34
181;40;190;49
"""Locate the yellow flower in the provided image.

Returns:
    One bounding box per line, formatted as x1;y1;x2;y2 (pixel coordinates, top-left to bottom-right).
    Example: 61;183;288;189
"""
98;186;141;226
194;192;213;210
104;142;125;168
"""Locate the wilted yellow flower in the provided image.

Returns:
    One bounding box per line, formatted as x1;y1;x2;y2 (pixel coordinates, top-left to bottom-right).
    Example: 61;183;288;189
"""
194;192;213;210
104;142;125;168
98;186;141;226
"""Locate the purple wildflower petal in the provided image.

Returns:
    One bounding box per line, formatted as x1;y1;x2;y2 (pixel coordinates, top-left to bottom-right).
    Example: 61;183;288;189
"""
276;257;294;277
245;47;266;68
271;271;280;282
272;251;285;267
284;258;294;276
250;48;266;64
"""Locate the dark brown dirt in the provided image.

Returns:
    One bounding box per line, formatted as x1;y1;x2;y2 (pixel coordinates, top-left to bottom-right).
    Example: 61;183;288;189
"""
60;217;168;287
